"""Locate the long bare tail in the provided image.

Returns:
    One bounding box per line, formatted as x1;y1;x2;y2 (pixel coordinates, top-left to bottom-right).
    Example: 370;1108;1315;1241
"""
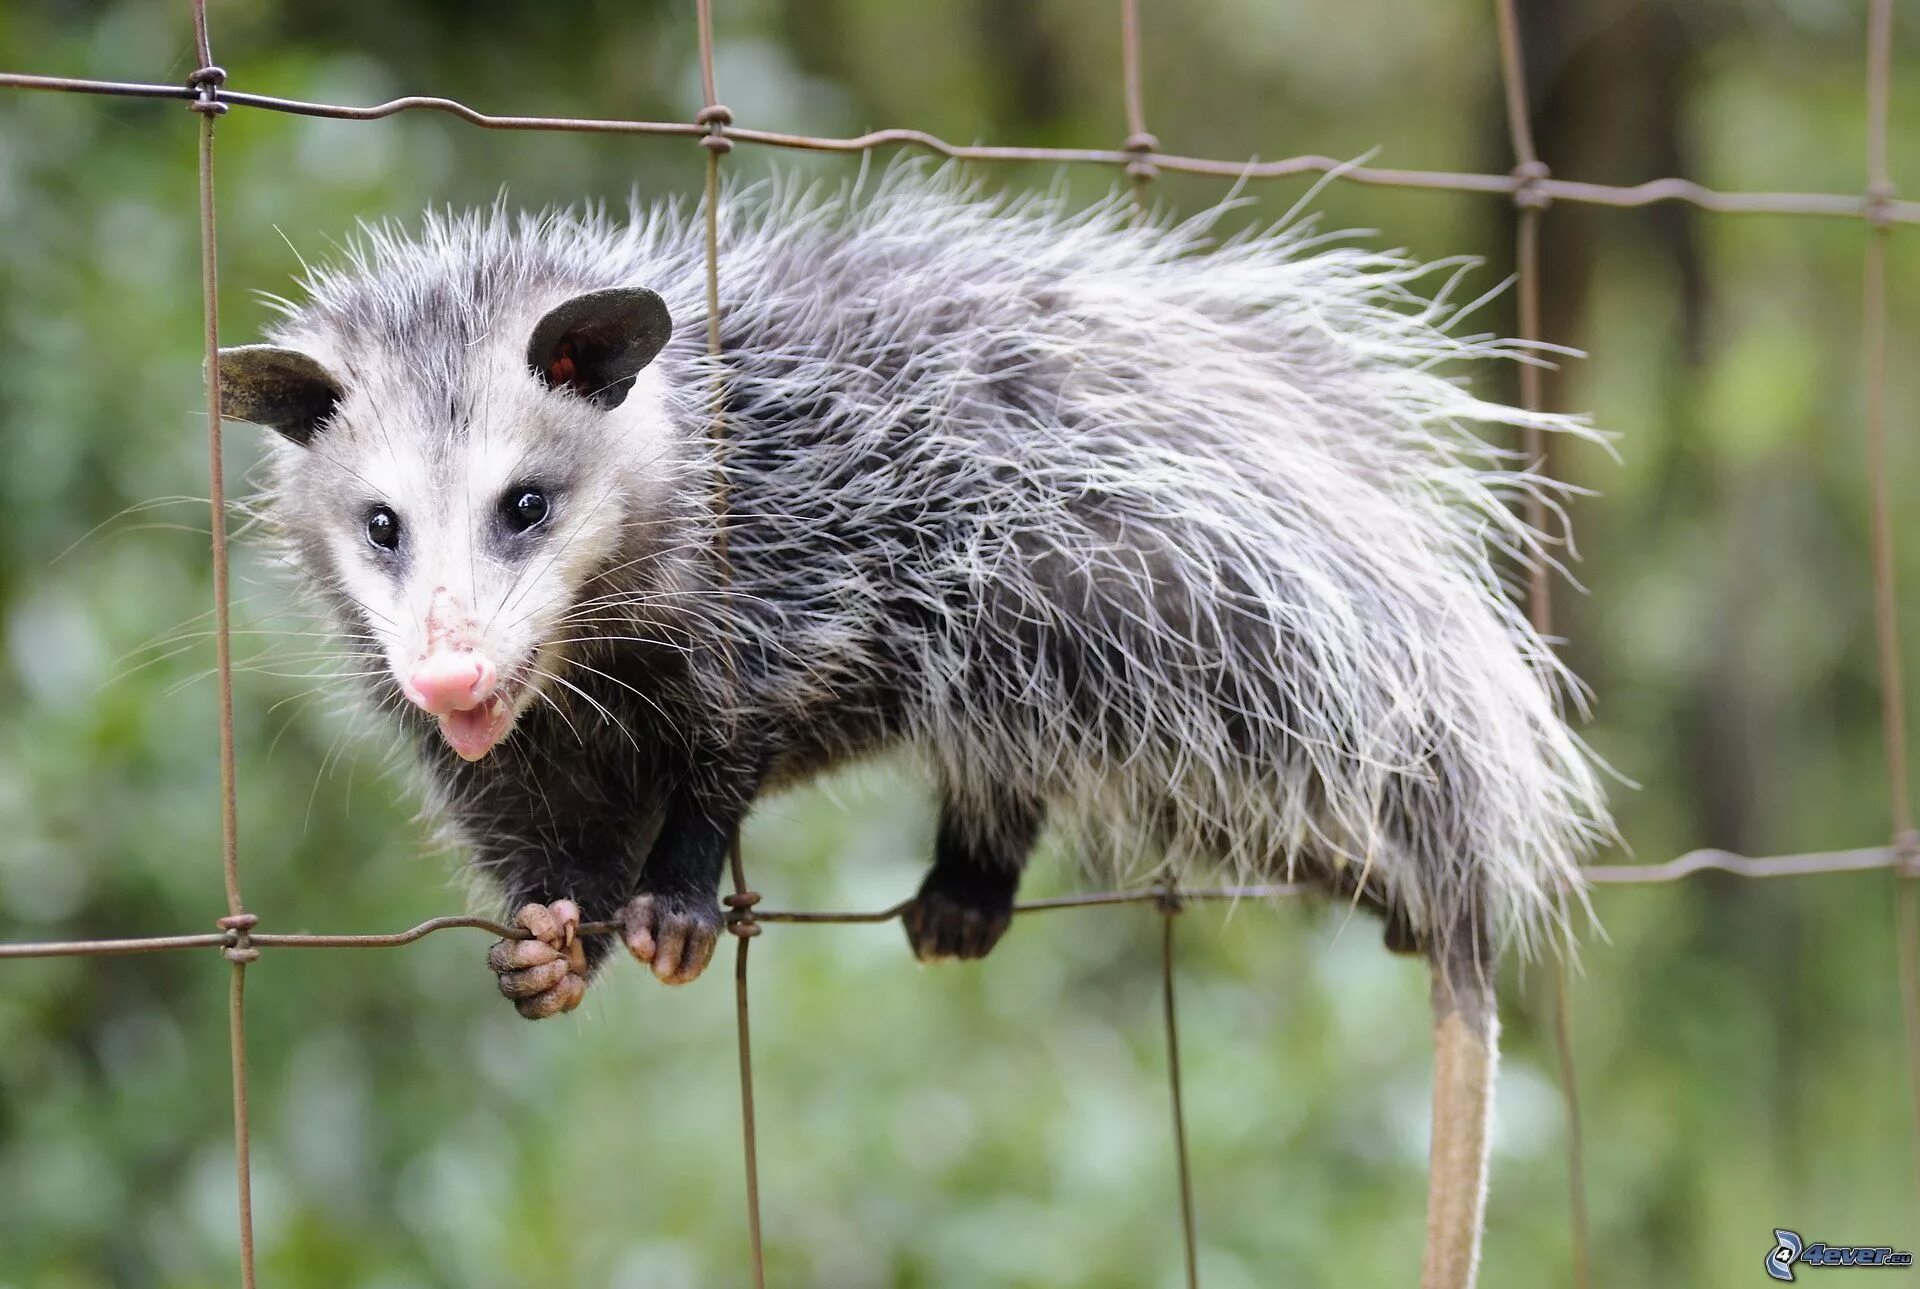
1422;924;1499;1289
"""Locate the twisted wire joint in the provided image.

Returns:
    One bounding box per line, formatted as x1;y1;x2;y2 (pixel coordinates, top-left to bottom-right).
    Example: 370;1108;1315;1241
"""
1125;130;1161;182
1512;159;1552;211
1866;180;1900;229
218;912;260;964
697;102;734;154
187;65;227;116
725;890;762;938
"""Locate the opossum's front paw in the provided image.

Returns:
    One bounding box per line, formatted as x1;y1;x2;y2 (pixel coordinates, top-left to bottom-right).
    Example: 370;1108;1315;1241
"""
903;871;1015;963
488;899;588;1020
623;892;722;985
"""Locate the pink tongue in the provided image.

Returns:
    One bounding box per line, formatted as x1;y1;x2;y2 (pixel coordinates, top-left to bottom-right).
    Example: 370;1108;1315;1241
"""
438;695;513;761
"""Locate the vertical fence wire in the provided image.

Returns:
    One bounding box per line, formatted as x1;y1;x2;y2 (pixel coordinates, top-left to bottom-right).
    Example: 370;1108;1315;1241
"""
1119;0;1157;209
691;2;767;1283
1860;0;1920;1223
1115;3;1199;1282
1493;0;1550;624
1159;899;1201;1289
191;21;240;926
188;2;258;1285
1493;3;1591;1284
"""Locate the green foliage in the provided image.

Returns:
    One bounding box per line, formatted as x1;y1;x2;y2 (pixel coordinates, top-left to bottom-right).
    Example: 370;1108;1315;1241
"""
0;1;1915;1284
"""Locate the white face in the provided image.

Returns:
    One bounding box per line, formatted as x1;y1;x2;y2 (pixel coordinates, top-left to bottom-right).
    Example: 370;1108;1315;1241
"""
278;347;681;761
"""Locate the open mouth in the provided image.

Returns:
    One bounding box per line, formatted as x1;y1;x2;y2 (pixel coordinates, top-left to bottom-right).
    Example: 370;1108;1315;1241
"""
434;651;542;762
402;646;545;763
436;687;519;762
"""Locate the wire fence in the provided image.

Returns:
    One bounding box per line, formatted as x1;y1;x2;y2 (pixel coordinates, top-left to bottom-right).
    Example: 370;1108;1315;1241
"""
0;0;1915;1285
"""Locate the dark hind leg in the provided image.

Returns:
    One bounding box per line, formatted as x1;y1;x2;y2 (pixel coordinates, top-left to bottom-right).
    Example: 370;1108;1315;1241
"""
902;789;1045;962
1421;895;1498;1289
1324;863;1424;955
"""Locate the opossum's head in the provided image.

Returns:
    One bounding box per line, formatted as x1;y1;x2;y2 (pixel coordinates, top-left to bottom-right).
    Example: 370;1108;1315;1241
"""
219;287;678;761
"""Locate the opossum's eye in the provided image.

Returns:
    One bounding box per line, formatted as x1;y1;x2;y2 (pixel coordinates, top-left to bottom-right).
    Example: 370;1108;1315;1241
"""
365;506;401;552
503;488;549;533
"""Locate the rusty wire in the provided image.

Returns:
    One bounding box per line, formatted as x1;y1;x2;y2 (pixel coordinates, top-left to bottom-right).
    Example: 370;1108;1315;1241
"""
1111;5;1201;1282
184;2;257;1284
5;861;1907;962
0;0;1914;1284
1859;0;1920;1226
1160;896;1201;1289
687;1;769;1282
5;68;1920;223
1489;1;1589;1280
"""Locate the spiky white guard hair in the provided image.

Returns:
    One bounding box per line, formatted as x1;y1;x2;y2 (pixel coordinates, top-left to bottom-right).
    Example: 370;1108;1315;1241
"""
267;162;1611;954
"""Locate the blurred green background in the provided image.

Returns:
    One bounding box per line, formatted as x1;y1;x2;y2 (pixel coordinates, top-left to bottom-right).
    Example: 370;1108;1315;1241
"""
1;0;1916;1285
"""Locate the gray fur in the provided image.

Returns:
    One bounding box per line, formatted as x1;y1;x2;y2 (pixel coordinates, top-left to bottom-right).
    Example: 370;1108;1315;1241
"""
242;164;1610;958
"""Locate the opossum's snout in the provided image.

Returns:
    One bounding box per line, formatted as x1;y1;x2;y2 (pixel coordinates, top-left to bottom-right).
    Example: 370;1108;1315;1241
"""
404;651;496;715
398;589;523;761
403;650;514;761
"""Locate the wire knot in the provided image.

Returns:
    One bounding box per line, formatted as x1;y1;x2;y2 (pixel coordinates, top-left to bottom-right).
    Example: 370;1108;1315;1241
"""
1156;884;1185;915
1895;829;1920;878
1865;181;1900;229
1511;159;1551;211
724;890;762;938
187;66;228;116
697;103;734;154
218;912;260;963
1125;131;1160;182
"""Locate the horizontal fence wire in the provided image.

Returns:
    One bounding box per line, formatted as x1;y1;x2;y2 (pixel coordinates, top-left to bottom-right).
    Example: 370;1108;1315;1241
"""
6;69;1920;223
0;854;1911;962
1;0;1916;1285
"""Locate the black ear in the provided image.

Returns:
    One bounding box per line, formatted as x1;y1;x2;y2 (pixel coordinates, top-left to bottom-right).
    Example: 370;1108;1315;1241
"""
526;287;673;410
215;345;343;446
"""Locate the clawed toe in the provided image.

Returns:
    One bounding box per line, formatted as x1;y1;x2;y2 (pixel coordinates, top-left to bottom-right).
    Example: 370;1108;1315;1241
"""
623;893;722;985
513;971;586;1019
903;888;1013;962
490;900;589;1019
496;958;570;998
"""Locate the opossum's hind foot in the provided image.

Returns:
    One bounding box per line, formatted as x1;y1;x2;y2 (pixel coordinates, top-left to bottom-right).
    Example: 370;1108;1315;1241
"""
489;900;589;1020
1323;867;1424;955
1381;906;1422;956
623;892;722;985
902;864;1016;963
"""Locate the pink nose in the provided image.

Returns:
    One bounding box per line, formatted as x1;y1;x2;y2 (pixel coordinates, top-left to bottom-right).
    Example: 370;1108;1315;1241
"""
403;651;498;716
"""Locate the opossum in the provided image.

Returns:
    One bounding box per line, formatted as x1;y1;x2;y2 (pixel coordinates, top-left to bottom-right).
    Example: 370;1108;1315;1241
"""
218;166;1608;1289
